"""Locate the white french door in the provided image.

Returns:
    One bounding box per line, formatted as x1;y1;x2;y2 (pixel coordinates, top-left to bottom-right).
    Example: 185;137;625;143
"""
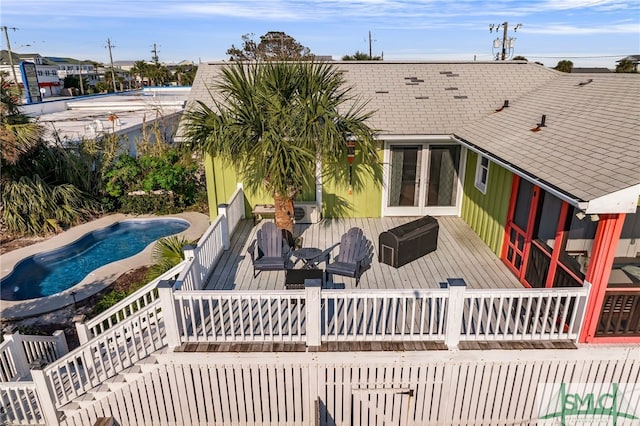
383;142;464;216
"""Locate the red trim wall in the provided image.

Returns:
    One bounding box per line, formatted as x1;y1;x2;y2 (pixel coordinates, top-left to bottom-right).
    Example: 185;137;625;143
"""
579;213;627;343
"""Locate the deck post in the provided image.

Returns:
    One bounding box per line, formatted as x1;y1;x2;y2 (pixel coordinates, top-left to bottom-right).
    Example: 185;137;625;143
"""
75;322;91;345
305;280;322;348
157;280;181;350
182;244;202;289
444;278;467;350
51;330;69;357
31;367;60;426
237;182;246;219
3;332;30;378
217;203;231;250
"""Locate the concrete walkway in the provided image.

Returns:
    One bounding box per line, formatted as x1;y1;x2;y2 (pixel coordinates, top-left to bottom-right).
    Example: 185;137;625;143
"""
0;212;209;320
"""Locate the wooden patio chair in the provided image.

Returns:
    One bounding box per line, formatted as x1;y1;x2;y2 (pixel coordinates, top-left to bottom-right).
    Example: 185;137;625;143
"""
248;222;292;278
324;227;374;286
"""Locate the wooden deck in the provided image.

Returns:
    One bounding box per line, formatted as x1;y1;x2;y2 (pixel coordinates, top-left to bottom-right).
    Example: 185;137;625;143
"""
205;217;521;291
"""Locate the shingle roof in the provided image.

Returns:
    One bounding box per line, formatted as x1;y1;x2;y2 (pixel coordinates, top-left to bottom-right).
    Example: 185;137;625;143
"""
187;61;640;204
455;73;640;203
188;61;558;135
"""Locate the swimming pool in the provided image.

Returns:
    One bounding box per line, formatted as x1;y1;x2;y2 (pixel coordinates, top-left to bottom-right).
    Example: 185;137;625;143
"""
1;219;189;301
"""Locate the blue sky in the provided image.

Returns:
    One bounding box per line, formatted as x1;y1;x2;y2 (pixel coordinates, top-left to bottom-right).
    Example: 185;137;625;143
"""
3;0;639;68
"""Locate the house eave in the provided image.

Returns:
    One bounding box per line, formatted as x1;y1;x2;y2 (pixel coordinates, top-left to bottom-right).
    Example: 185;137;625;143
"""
584;184;640;214
452;134;586;209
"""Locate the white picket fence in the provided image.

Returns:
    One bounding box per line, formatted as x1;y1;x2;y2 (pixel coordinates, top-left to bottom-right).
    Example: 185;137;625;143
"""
59;347;640;426
161;280;591;349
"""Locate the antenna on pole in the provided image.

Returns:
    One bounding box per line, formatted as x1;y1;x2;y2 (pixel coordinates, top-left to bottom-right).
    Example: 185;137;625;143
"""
489;22;522;60
151;43;159;64
1;26;21;95
105;38;117;92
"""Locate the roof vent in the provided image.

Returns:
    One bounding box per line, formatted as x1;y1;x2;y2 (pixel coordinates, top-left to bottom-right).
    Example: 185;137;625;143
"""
531;114;547;132
439;71;453;75
453;95;468;99
444;87;458;91
446;74;460;77
375;90;389;94
415;96;430;99
578;79;593;86
495;100;509;112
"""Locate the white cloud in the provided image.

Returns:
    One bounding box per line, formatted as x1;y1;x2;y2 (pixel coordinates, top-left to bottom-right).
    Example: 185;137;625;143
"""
525;22;640;35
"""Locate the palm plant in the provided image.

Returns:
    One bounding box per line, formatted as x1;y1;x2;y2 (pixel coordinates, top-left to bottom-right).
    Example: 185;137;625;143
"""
147;235;195;279
181;61;381;234
1;76;100;236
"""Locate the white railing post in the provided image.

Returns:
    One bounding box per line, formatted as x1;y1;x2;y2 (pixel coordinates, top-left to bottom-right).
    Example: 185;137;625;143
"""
3;332;30;378
75;322;91;345
237;182;245;219
575;281;592;339
31;368;60;426
217;203;231;250
51;330;69;357
182;244;201;289
157;280;181;350
444;278;467;350
305;280;323;348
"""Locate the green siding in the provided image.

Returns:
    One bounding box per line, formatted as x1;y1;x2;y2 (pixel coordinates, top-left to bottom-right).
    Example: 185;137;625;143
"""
203;152;384;220
461;151;513;256
204;155;271;221
322;149;383;218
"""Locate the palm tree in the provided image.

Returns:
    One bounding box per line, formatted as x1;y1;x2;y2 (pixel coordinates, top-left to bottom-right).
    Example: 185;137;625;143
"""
1;76;100;236
181;61;381;235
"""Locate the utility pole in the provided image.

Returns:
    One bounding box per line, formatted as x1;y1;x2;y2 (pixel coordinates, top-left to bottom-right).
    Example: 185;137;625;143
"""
106;38;117;92
1;26;21;92
151;43;159;64
368;30;373;60
489;22;522;60
77;65;85;95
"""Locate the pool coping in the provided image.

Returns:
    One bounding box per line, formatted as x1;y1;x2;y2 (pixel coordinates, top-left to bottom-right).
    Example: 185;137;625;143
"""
0;212;210;321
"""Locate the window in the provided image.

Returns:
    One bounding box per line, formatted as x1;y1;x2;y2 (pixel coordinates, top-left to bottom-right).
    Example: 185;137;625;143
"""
474;155;490;193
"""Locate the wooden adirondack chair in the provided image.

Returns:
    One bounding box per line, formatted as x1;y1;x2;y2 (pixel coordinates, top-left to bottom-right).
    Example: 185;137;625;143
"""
248;222;292;278
324;227;374;286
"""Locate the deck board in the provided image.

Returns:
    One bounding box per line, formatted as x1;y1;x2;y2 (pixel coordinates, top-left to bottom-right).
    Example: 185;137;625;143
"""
205;217;522;291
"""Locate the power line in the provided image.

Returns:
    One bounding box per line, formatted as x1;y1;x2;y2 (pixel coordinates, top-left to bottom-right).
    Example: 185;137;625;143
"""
526;54;628;59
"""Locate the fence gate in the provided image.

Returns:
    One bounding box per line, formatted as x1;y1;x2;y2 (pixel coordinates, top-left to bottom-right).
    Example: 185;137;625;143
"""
352;386;414;426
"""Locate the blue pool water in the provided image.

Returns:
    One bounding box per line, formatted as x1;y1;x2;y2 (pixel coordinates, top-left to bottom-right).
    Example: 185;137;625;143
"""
1;219;189;301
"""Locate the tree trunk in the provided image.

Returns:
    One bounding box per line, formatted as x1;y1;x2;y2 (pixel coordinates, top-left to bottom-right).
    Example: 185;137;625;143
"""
274;193;295;242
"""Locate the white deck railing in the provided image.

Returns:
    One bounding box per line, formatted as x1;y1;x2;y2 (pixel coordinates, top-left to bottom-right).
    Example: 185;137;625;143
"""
0;331;68;382
460;286;589;342
175;185;245;291
0;381;42;425
172;290;307;343
320;289;449;342
42;300;165;409
78;261;187;343
160;280;591;349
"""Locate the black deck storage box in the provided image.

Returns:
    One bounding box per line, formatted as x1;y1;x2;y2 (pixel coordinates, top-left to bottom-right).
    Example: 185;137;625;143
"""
379;216;439;268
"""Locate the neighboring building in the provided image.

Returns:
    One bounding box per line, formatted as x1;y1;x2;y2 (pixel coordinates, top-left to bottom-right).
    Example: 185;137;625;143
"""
189;61;640;344
21;87;190;154
617;54;640;72
572;67;612;73
47;56;102;89
0;50;62;97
